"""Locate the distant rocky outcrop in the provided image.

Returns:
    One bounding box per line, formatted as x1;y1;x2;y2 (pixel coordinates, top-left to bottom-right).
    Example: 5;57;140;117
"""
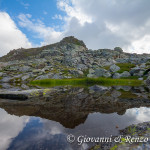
0;36;150;83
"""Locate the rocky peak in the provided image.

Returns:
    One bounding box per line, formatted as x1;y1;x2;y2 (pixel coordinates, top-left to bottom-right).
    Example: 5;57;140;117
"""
114;47;123;53
60;36;87;48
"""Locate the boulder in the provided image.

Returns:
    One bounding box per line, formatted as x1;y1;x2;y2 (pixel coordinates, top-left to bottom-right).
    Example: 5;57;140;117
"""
35;75;49;80
113;73;121;79
94;68;111;77
0;77;12;83
89;68;95;74
114;47;123;53
78;70;84;75
21;75;30;81
133;70;144;77
69;70;83;76
116;58;129;63
140;63;146;69
103;72;111;78
77;64;88;70
110;64;120;72
42;66;51;71
129;67;141;76
35;73;53;80
0;72;3;76
87;74;96;78
138;78;143;80
52;74;62;79
121;71;131;78
20;66;31;72
32;69;41;73
7;66;19;71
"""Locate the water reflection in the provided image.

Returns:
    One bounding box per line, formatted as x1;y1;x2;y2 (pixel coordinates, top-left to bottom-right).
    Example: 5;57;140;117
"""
0;85;150;149
0;109;29;150
0;107;150;150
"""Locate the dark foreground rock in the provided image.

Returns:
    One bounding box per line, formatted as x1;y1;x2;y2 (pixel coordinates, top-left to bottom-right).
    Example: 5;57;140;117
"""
91;121;150;150
0;89;48;100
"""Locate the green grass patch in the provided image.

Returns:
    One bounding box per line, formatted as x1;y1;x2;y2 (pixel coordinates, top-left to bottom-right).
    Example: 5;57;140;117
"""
117;63;136;73
103;66;110;70
30;77;143;87
83;69;89;77
120;76;139;79
146;62;150;66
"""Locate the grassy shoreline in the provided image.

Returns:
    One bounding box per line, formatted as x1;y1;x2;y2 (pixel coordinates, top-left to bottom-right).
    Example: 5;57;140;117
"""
30;77;143;87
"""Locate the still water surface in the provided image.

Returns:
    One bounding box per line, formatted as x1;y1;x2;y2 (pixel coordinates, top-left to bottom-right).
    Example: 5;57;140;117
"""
0;85;150;150
0;106;150;150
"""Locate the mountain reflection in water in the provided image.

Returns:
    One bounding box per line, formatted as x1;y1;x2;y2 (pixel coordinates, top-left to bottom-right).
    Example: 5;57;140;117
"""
0;85;150;150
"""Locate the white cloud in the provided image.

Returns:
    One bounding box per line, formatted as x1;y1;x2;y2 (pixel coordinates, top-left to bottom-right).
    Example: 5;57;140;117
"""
126;107;150;123
43;11;48;15
52;14;63;20
18;14;63;46
20;2;30;9
56;0;150;53
57;0;92;25
17;0;150;54
0;12;31;57
0;108;29;150
129;35;150;54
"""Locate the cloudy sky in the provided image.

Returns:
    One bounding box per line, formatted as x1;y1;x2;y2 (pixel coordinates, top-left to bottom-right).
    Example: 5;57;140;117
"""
0;0;150;57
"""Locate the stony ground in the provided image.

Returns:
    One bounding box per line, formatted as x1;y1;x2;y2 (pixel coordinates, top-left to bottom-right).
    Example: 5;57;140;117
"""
0;36;150;86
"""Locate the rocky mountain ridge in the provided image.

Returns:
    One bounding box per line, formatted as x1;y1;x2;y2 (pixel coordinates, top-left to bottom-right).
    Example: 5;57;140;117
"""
0;36;150;85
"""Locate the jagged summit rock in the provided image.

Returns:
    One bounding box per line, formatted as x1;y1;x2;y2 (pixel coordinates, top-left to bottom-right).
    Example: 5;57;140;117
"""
0;36;87;62
114;47;123;53
60;36;87;48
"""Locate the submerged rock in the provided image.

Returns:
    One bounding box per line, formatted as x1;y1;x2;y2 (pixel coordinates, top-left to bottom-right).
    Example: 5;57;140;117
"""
0;89;53;100
111;90;121;98
89;85;110;92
